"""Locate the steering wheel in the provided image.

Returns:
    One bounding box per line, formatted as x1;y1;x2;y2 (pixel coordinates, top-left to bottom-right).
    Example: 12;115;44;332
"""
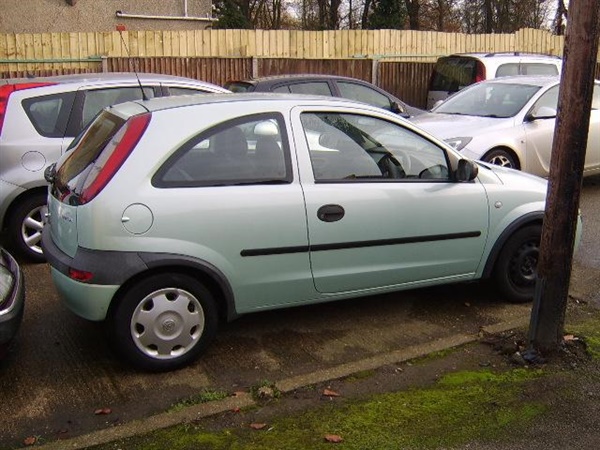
377;153;406;179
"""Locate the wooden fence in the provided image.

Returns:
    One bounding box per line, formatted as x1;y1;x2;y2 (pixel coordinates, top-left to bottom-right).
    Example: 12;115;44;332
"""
0;28;584;71
1;28;599;109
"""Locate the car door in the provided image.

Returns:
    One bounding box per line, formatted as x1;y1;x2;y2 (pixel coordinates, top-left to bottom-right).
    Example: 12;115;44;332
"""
152;112;312;312
524;82;600;176
291;107;490;294
584;83;600;174
522;84;559;177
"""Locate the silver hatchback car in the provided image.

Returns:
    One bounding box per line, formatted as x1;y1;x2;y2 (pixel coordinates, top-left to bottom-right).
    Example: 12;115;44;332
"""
43;93;565;371
0;73;229;261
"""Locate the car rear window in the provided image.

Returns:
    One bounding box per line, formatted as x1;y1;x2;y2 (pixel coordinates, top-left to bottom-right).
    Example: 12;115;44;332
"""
429;57;477;92
54;111;127;202
22;91;76;138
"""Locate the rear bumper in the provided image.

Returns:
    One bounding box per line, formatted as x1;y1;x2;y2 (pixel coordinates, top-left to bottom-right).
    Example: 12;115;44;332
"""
42;227;119;321
0;248;25;348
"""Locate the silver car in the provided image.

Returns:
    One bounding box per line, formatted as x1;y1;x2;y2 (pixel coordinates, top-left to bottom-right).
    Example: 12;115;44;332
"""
414;75;600;178
42;93;568;371
0;73;229;262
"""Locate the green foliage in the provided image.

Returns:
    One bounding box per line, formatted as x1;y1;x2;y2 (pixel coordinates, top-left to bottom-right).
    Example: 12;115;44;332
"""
367;0;408;30
212;0;253;29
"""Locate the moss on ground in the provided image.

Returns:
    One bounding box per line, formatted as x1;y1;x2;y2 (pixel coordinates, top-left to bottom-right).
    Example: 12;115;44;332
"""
93;367;545;450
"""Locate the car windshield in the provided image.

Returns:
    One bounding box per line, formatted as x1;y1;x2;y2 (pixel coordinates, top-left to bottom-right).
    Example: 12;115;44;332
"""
433;82;542;118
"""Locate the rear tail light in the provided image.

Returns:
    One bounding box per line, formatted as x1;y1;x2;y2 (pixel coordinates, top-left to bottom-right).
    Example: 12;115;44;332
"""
80;113;151;204
474;61;486;83
0;82;56;135
68;268;94;282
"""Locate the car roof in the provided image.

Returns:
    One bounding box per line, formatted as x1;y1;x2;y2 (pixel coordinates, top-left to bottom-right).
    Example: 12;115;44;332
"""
228;74;376;86
479;75;561;86
1;72;229;91
112;92;381;115
447;52;562;61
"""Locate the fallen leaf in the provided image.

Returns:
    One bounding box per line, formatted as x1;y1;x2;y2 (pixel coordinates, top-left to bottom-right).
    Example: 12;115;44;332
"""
23;436;37;446
564;334;578;341
464;302;471;307
250;422;267;430
322;388;340;397
94;407;112;415
324;434;343;443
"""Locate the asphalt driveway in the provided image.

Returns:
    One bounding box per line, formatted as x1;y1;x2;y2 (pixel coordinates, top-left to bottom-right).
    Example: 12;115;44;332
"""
1;175;599;449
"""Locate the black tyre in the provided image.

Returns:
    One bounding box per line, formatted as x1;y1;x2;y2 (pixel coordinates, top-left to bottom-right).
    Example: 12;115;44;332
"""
482;148;518;169
493;225;541;303
108;273;219;372
6;192;47;263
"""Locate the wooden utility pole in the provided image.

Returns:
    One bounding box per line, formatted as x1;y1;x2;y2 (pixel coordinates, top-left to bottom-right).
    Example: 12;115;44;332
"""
527;0;600;356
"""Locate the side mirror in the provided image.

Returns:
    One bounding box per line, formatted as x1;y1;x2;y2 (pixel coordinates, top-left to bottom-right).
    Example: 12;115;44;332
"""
526;106;557;122
456;159;478;182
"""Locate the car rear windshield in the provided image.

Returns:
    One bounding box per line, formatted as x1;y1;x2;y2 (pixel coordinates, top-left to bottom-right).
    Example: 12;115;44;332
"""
429;57;477;92
54;110;126;202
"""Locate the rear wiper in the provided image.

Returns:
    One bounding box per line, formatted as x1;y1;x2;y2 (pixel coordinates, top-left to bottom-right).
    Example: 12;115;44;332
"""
44;163;56;183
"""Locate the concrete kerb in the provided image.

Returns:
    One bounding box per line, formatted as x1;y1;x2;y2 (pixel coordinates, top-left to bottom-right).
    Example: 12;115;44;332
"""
31;316;529;450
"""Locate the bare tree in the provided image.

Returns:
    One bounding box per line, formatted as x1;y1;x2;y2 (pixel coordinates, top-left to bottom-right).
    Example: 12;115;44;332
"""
457;0;553;34
403;0;421;29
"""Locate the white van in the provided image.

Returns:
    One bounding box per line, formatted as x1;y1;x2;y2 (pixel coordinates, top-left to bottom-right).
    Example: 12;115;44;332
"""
426;52;562;109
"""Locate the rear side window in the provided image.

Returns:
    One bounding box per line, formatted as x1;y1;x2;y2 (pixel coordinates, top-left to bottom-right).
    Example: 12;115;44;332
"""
496;62;559;77
154;113;291;187
495;63;520;77
522;63;559;76
429;57;477;92
287;82;332;96
22;92;76;138
337;81;393;110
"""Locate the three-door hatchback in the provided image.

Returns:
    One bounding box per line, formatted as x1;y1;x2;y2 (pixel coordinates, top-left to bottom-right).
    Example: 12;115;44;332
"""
0;73;229;262
43;93;555;371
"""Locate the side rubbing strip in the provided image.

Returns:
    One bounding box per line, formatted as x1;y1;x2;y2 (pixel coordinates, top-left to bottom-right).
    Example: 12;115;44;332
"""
240;231;481;257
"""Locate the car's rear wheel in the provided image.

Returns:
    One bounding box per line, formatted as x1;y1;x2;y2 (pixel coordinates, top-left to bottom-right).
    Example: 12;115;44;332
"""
108;273;218;372
7;192;47;263
493;225;541;303
482;148;518;169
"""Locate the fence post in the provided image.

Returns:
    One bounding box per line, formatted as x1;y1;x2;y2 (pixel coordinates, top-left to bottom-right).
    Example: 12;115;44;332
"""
252;56;258;79
371;58;379;86
101;56;108;73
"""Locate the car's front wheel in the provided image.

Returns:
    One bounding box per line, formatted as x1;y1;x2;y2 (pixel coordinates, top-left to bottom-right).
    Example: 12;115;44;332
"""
6;192;48;263
482;148;518;169
493;225;541;303
108;273;219;372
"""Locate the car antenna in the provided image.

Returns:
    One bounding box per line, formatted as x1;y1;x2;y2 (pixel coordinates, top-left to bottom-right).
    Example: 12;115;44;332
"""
116;24;149;101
